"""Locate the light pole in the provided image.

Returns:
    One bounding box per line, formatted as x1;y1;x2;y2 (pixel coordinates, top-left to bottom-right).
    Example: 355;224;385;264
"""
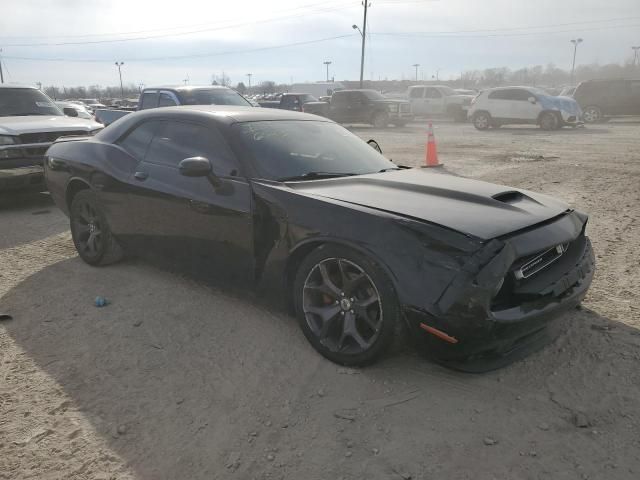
432;69;440;81
353;1;370;89
412;64;420;82
570;38;583;85
246;73;252;90
633;46;640;67
323;61;332;82
115;61;125;99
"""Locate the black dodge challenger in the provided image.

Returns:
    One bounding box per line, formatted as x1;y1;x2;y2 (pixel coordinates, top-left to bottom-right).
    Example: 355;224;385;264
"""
44;106;595;369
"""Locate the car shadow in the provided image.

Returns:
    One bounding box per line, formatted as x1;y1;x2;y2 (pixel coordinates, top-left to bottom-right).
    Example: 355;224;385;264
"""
0;190;53;211
3;257;640;479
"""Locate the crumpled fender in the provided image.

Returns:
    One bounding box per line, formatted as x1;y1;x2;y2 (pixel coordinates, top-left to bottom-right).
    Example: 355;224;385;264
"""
435;239;516;314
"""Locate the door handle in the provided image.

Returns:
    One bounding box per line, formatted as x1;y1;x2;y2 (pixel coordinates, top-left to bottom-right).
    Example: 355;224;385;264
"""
134;171;148;181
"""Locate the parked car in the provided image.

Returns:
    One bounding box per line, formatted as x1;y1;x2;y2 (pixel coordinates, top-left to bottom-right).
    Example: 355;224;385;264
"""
558;86;576;97
467;86;583;130
55;101;94;120
94;85;253;126
0;85;102;192
44;106;594;369
407;85;474;121
303;89;413;127
573;79;640;123
258;93;318;111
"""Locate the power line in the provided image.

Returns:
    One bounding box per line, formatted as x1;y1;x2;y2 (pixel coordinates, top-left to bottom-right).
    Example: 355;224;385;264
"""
0;3;356;47
0;0;348;40
4;34;357;63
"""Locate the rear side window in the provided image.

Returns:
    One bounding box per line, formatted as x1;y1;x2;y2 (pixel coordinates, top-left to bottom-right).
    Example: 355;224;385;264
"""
144;121;239;176
281;96;299;109
158;93;177;107
117;121;160;160
488;89;529;101
331;92;348;106
140;92;159;110
425;88;443;99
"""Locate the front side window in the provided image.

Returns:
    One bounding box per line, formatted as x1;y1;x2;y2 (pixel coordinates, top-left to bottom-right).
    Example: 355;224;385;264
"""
409;87;425;99
0;88;62;116
158;93;177;107
117;121;160;160
144;121;238;176
426;88;443;99
140;92;159;110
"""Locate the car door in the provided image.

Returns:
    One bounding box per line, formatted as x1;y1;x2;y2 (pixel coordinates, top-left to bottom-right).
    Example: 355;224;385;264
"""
486;90;511;119
126;119;254;278
509;89;541;122
329;92;350;122
351;92;372;123
628;80;640;116
424;88;445;115
409;87;426;116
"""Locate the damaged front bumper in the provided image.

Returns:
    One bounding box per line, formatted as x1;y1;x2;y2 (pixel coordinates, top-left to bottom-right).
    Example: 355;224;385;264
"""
404;211;595;370
0;142;50;192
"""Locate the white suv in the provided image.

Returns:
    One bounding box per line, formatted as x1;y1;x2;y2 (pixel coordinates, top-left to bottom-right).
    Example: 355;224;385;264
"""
467;86;583;131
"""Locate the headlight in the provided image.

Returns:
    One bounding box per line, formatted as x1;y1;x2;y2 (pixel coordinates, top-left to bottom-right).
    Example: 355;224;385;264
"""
0;135;17;145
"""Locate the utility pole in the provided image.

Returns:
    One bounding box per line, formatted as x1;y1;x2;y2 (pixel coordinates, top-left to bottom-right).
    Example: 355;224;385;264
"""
355;1;370;88
115;61;125;99
323;61;332;82
246;73;252;89
0;48;4;84
633;46;640;67
412;64;420;82
570;38;583;85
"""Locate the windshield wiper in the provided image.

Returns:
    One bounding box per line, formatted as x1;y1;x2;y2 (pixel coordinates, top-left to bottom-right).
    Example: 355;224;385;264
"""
277;172;358;182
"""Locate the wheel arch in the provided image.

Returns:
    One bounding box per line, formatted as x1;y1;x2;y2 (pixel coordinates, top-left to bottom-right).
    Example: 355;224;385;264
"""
65;177;92;210
537;109;562;125
284;237;399;309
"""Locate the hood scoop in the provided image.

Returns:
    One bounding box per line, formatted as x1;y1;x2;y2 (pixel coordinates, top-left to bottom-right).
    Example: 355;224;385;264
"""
492;190;541;206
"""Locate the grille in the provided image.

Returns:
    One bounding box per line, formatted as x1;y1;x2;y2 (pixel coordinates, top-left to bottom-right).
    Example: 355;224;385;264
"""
19;130;87;144
400;104;410;113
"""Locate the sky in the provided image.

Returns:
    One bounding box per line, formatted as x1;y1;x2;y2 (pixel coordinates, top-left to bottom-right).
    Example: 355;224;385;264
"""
1;0;639;88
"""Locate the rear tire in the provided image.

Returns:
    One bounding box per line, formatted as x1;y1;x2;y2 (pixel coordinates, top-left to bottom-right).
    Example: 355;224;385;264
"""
539;111;560;131
472;111;491;130
583;106;603;123
70;190;124;266
293;244;399;366
372;111;389;128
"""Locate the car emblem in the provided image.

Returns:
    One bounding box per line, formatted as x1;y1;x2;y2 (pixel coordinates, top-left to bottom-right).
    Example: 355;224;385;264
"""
515;243;568;280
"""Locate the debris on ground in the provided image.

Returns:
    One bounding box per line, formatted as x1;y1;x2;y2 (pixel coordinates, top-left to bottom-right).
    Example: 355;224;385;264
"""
94;296;108;307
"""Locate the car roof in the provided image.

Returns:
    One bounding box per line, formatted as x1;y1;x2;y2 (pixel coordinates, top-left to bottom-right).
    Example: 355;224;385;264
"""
0;84;39;90
144;85;234;92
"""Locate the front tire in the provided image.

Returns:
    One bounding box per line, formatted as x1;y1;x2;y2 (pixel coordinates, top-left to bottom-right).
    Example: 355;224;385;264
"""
472;111;491;130
70;190;124;266
539;111;560;131
372;111;389;128
583;106;603;123
293;245;399;366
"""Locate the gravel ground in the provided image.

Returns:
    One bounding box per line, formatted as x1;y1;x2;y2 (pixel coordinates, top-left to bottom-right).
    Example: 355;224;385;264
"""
1;120;639;480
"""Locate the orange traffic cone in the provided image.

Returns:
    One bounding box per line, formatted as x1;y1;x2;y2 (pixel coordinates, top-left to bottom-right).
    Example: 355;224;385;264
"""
424;121;442;168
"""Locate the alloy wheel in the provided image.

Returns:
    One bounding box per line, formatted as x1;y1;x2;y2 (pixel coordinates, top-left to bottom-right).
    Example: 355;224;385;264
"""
474;113;490;130
72;201;103;257
583;106;601;123
302;258;383;354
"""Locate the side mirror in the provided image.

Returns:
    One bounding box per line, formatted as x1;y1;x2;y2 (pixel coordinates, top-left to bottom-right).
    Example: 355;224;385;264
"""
528;96;537;104
63;107;79;117
178;157;212;177
367;139;382;154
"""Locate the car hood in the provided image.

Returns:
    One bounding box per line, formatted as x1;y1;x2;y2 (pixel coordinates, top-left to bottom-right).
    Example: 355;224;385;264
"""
0;116;102;135
538;95;582;115
287;169;569;240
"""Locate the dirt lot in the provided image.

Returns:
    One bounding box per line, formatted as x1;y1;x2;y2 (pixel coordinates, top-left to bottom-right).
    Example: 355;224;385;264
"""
1;120;639;480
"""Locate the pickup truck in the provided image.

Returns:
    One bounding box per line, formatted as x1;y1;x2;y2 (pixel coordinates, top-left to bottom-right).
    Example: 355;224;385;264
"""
94;85;252;126
302;89;413;127
258;93;319;111
406;85;474;122
0;85;103;192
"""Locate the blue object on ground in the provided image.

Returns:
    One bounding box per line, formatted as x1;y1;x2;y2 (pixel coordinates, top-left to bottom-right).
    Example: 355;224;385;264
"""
94;296;108;307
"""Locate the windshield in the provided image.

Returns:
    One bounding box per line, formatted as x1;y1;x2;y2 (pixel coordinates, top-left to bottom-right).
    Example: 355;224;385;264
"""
299;94;318;103
361;90;386;101
234;120;396;180
179;89;252;107
0;88;63;116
